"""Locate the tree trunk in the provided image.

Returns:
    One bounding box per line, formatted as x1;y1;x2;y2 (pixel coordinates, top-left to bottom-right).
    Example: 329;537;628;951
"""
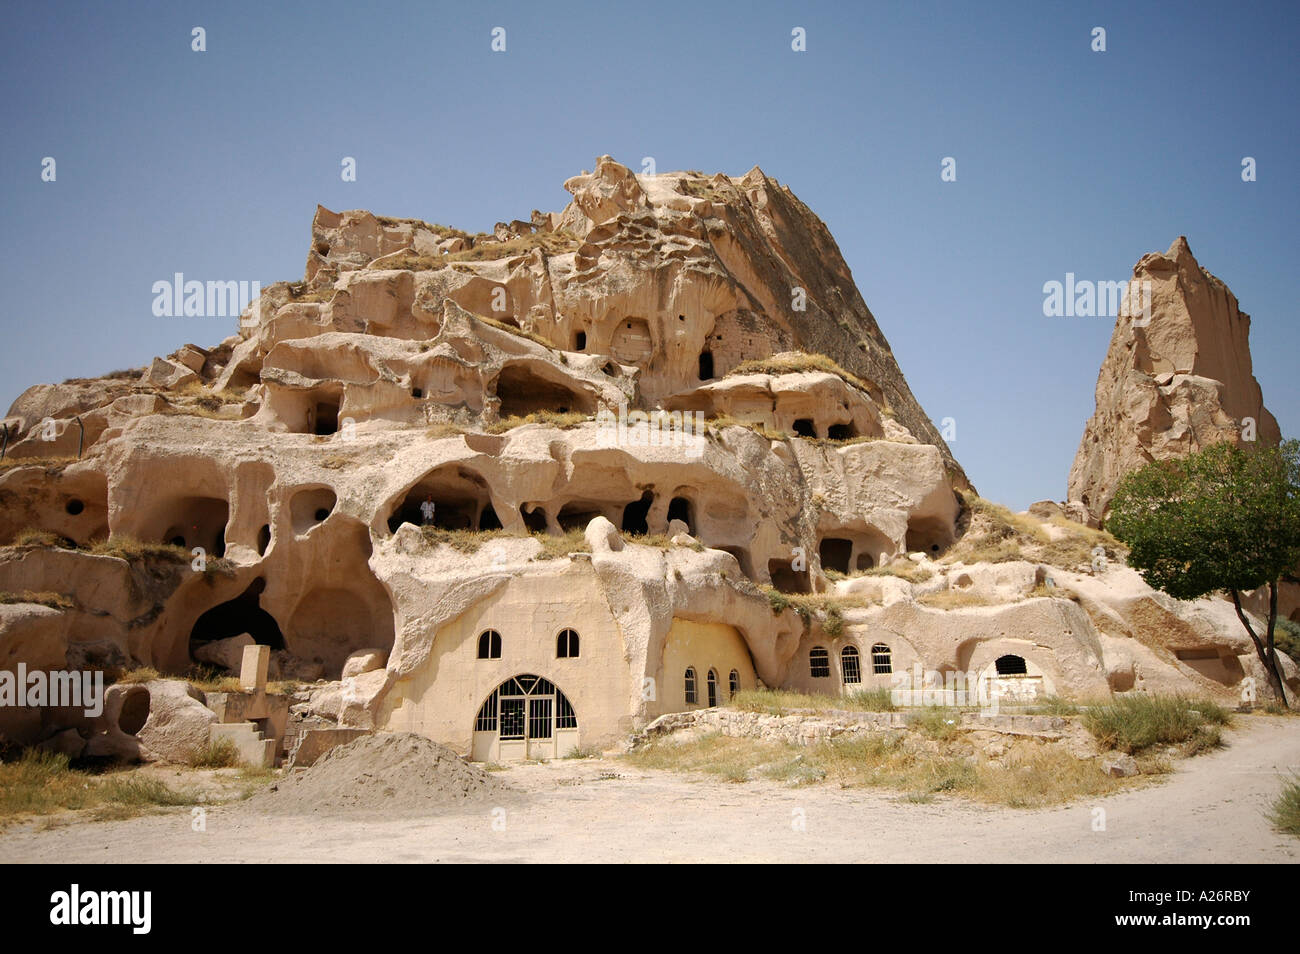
1231;587;1290;708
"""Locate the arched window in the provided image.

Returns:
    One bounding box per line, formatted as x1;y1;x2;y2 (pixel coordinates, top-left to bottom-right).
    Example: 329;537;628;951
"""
556;628;580;658
684;667;697;705
728;669;740;698
841;646;862;685
995;654;1028;675
809;647;830;678
871;643;892;674
477;629;502;660
707;669;718;707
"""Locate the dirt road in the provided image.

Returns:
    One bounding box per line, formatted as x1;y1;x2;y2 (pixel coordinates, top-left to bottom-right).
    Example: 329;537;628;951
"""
2;717;1297;863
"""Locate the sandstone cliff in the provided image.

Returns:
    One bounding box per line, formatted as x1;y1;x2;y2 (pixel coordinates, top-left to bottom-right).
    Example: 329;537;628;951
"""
1068;237;1279;524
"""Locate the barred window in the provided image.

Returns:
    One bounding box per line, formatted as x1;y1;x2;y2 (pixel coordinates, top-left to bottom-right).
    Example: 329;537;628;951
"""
810;647;830;678
477;629;502;660
685;667;697;704
871;643;892;675
475;687;499;731
841;646;862;684
707;669;718;707
728;669;740;698
996;654;1028;675
556;692;577;729
556;628;580;658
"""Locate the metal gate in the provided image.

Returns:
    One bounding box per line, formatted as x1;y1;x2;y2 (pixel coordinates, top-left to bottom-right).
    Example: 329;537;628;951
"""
472;674;579;761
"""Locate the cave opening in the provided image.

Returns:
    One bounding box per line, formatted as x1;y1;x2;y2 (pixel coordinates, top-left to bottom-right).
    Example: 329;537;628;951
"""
698;350;714;381
818;538;853;575
495;364;592;418
189;578;285;653
521;505;549;534
558;502;605;532
718;545;754;578
160;497;229;558
667;496;694;534
313;400;340;435
387;467;493;533
768;559;811;594
621;490;654;536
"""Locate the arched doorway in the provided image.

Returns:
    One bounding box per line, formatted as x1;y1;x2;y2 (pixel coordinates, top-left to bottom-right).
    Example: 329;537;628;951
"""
472;674;578;762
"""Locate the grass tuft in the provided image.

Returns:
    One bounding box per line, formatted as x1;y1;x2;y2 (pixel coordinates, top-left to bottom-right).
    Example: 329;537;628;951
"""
188;738;242;769
1082;694;1230;754
1268;774;1300;837
0;750;191;822
0;590;75;610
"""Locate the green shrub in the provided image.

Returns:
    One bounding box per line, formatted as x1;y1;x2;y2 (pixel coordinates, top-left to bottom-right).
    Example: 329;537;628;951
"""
1275;618;1300;660
906;707;962;741
1083;695;1230;754
188;738;242;768
1268;774;1300;837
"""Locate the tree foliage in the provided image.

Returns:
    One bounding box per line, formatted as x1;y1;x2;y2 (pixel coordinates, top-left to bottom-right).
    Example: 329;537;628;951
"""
1107;440;1300;601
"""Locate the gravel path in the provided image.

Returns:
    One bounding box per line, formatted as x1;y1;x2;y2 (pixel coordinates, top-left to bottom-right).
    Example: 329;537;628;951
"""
2;717;1296;863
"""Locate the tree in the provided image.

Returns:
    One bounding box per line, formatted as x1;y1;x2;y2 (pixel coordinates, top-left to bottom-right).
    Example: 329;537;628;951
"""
1106;439;1300;707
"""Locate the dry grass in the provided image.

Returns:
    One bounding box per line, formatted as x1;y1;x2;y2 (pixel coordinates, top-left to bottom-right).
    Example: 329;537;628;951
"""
185;674;243;693
12;528;67;548
1025;582;1081;602
417;526;503;554
485;410;588;434
863;560;934;584
625;732;1123;807
0;750;192;823
705;414;788;441
916;589;997;610
447;230;580;262
942;495;1047;567
365;231;580;270
409;525;592;560
374;214;471;238
728;351;875;396
187;738;242;769
424;422;466;440
114;667;161;684
759;587;875;623
1269;774;1300;837
530;527;592;560
1083;694;1231;755
0;590;75;610
730;687;896;715
89;536;190;562
170;380;244;406
943;495;1127;570
0;456;78;474
471;313;556;349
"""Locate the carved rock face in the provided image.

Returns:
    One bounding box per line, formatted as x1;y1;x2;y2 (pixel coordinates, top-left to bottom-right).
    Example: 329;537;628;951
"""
1068;237;1280;525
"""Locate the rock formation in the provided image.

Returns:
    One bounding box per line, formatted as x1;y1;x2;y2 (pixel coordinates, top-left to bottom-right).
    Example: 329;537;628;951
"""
1068;237;1280;525
0;163;1292;759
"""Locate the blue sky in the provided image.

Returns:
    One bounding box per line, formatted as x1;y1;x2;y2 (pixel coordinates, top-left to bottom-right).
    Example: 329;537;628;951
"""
1;0;1296;509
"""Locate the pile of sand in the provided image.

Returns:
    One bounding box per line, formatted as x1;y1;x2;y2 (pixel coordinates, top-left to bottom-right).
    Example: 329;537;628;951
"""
252;732;503;814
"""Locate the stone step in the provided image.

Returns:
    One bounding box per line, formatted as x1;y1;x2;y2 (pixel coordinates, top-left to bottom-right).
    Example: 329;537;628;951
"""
210;722;276;768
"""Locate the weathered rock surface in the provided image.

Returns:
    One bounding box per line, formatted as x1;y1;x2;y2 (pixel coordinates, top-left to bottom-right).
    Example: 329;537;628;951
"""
1068;237;1280;524
0;161;1289;756
134;679;216;763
